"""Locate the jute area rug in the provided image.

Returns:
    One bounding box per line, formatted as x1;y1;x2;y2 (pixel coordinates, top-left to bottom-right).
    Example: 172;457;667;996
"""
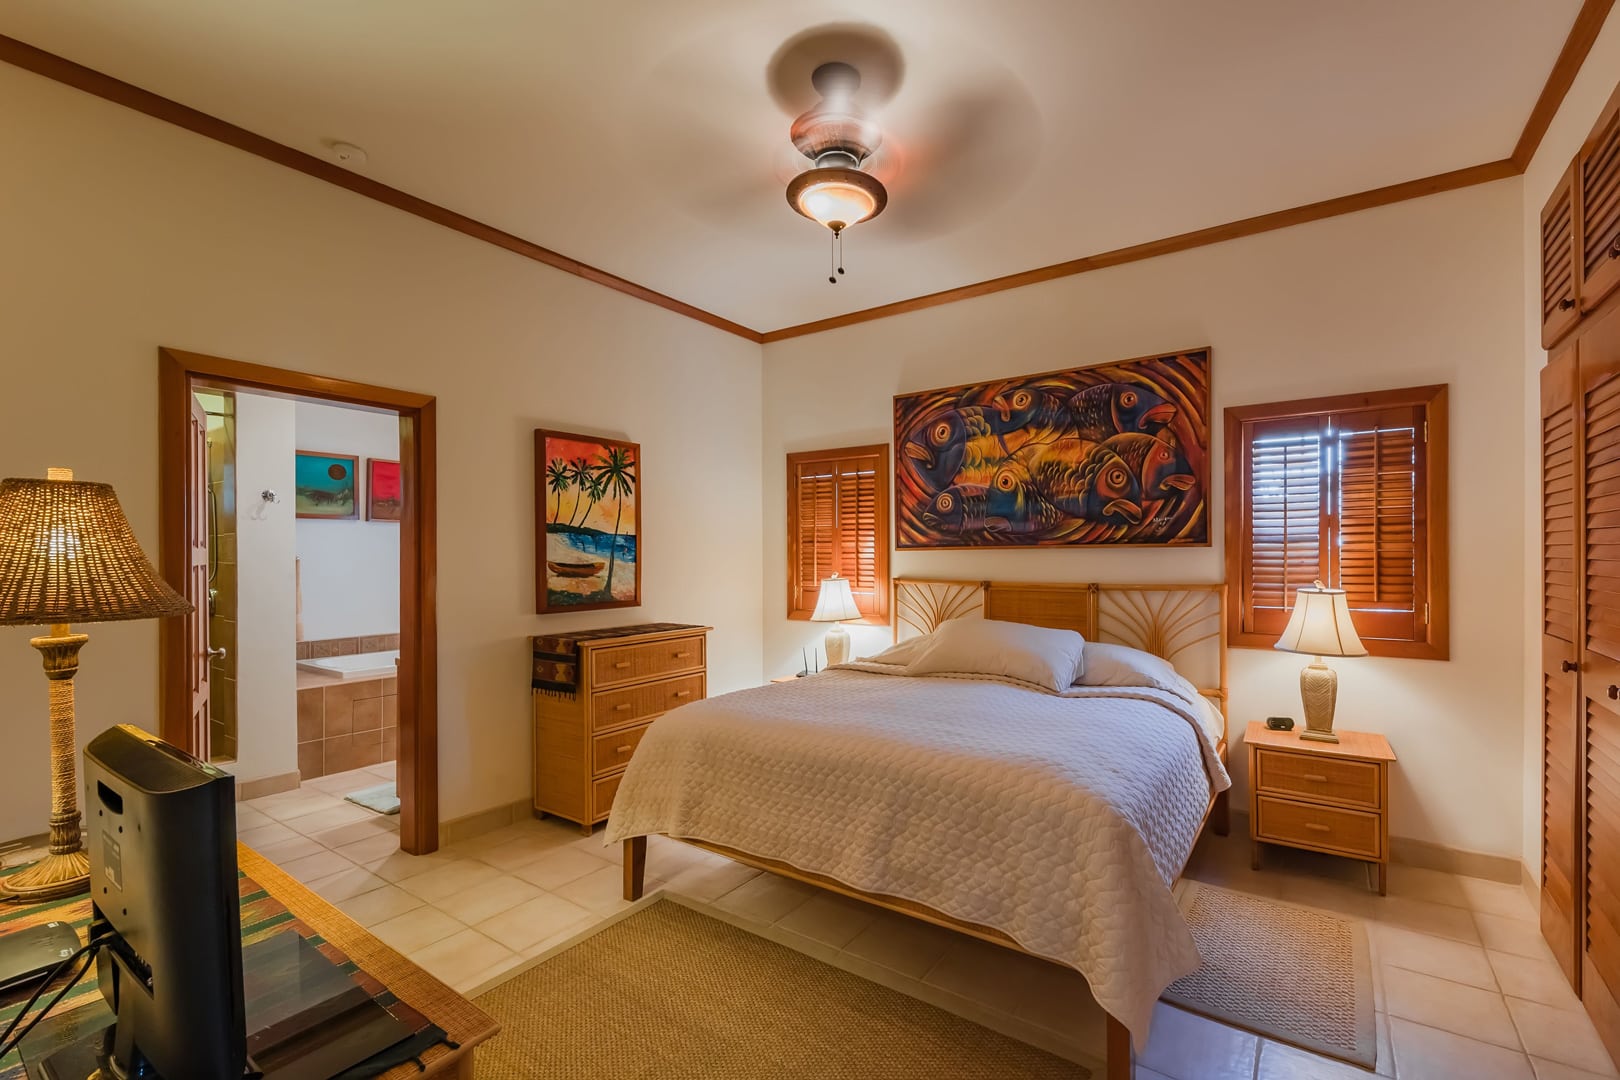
471;897;1090;1079
1164;881;1376;1068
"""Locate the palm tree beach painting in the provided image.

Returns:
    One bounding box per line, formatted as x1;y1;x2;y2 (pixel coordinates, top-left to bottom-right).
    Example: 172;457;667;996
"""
534;429;641;612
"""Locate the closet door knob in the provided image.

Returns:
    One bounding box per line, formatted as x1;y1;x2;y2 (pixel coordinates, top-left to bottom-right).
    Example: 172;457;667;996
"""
1560;296;1577;310
1562;659;1579;673
1609;236;1620;259
1609;684;1620;700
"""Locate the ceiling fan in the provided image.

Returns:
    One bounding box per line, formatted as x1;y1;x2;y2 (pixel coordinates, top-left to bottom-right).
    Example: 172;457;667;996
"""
783;61;888;283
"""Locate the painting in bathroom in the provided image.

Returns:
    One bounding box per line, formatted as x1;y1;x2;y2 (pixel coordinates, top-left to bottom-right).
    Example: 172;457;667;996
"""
367;458;402;521
295;450;359;519
535;429;641;613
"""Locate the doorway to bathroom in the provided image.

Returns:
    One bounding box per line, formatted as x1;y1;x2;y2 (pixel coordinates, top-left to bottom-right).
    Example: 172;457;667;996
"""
157;348;440;856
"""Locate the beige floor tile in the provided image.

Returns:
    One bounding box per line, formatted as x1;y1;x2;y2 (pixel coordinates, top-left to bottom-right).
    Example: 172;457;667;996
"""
308;865;389;902
552;865;637;916
435;875;545;926
334;831;402;865
1478;913;1559;960
1136;1002;1259;1080
369;761;397;780
1489;951;1582;1011
361;850;459;883
451;819;557;853
1460;877;1539;922
1386;865;1471;909
511;846;612;891
1371;923;1497;990
305;816;398;850
1256;1040;1378;1080
370;905;465;954
1276;873;1378;919
1388;1017;1534;1079
234;804;272;832
338;884;424;927
773;892;879;949
1376;1012;1394;1077
283;803;378;836
278;849;355;885
1366;894;1482;945
710;871;818;924
474;831;577;872
396;860;504;904
1532;1058;1620;1080
238;821;300;850
303;768;382;795
1506;997;1620;1077
475;893;596;952
410;929;516;992
254;835;326;865
1382;966;1519;1049
252;789;345;822
1133;1070;1174;1080
921;935;1045;1003
661;858;761;903
841;910;957;979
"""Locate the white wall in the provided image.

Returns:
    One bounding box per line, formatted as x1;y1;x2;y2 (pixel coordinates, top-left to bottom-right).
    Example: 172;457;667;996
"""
0;63;764;841
231;393;298;783
762;180;1528;860
295;400;401;642
1519;7;1620;881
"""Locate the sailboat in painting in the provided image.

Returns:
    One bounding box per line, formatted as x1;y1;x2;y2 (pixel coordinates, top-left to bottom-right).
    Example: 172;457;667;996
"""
535;430;641;612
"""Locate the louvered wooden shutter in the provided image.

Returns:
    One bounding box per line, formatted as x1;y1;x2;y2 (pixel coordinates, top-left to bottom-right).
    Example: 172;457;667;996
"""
1544;164;1581;348
787;445;890;623
1581;106;1620;314
1240;418;1324;636
1541;345;1581;986
1332;405;1425;642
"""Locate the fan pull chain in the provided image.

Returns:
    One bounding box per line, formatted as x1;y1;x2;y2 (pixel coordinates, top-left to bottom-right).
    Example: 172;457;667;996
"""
827;229;847;285
837;230;845;278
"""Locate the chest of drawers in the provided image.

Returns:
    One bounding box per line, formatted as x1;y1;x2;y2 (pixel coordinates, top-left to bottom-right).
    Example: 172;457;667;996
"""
532;625;710;832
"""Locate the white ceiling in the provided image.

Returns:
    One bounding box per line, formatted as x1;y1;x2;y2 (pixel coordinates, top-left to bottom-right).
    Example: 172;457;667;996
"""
1;1;1580;332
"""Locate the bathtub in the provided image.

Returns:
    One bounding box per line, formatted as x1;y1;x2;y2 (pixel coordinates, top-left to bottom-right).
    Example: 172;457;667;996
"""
296;650;399;681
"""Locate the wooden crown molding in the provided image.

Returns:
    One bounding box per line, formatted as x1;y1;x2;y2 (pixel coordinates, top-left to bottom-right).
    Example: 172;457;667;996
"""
2;0;1610;344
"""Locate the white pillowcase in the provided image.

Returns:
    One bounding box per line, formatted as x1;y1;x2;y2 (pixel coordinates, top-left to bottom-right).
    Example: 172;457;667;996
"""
857;634;931;667
1077;641;1202;705
904;618;1086;692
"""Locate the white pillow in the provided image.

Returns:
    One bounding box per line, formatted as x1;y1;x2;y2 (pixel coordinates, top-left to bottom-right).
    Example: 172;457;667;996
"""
905;618;1086;692
857;634;931;666
1077;641;1202;704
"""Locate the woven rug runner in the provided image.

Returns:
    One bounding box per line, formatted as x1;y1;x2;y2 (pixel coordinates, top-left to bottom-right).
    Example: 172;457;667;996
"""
1163;881;1376;1068
0;859;435;1078
473;897;1091;1079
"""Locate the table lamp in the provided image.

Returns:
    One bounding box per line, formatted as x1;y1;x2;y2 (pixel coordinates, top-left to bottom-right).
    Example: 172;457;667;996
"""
810;574;861;667
1274;580;1368;744
0;469;190;901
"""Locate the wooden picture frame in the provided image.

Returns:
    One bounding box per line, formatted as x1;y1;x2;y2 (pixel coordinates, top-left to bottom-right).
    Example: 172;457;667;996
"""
294;450;360;520
367;458;402;521
535;429;642;613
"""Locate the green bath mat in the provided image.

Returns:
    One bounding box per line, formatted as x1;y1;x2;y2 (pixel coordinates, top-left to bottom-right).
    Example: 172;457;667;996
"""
344;782;400;816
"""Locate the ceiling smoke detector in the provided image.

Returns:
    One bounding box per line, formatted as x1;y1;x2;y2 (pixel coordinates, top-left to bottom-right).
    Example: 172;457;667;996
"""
323;140;369;167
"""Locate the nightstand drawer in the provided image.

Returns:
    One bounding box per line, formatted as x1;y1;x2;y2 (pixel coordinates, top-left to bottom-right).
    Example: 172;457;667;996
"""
590;673;705;732
592;722;653;776
1256;749;1381;809
1256;796;1381;859
592;638;705;689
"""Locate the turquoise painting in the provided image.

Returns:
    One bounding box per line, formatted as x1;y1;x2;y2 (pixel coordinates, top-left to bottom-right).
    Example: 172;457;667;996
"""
295;451;359;519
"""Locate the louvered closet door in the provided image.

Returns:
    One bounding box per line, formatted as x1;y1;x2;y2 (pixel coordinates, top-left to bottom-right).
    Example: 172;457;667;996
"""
1543;344;1582;986
1545;165;1582;348
1581;303;1620;1017
1582;104;1620;314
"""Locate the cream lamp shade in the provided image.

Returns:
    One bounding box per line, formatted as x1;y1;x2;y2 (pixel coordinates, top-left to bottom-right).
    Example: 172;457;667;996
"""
0;471;190;902
810;575;861;667
1274;581;1366;744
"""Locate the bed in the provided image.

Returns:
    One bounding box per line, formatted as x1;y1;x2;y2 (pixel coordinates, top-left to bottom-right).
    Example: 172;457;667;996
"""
607;578;1232;1080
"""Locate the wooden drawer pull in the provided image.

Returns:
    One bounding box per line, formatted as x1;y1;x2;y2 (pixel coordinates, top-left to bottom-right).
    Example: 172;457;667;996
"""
614;703;631;711
672;690;692;699
615;744;633;754
1304;822;1330;832
1303;773;1328;783
614;661;631;670
673;651;692;659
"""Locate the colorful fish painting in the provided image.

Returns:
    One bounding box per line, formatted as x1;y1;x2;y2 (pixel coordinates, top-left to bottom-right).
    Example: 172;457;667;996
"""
893;349;1211;547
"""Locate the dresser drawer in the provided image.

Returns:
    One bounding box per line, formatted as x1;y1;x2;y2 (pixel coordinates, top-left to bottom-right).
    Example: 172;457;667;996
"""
592;637;705;689
1256;795;1381;859
1256;748;1381;809
592;722;653;776
590;673;705;732
593;772;623;819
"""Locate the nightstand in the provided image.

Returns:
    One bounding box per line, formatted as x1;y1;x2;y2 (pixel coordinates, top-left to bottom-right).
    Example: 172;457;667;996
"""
1246;721;1397;894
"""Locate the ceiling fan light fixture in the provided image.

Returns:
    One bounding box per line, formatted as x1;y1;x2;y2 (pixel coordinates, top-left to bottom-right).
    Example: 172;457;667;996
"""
786;166;888;232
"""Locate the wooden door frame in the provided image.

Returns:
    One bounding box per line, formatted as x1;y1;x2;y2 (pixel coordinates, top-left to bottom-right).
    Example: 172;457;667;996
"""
158;348;441;854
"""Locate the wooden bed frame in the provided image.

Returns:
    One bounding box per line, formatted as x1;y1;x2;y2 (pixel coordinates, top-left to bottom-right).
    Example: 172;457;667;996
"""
621;578;1231;1080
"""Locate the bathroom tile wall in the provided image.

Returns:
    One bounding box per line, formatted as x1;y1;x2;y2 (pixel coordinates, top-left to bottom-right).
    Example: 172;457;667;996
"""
296;676;398;780
296;633;401;660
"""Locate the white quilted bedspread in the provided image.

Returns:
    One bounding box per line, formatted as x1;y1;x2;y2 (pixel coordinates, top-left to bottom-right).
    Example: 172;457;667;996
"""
604;668;1231;1047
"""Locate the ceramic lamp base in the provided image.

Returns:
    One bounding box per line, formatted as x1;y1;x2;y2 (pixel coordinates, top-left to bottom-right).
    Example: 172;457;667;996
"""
1298;657;1340;743
823;623;851;667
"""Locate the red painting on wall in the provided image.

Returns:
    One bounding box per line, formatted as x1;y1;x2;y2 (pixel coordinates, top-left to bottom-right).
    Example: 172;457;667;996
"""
367;458;403;521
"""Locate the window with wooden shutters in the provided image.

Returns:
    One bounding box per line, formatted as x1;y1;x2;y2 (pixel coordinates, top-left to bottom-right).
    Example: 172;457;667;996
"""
787;445;890;624
1225;385;1448;659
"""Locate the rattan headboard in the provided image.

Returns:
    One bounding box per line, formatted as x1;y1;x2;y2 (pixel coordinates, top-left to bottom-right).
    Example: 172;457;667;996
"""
892;578;1228;705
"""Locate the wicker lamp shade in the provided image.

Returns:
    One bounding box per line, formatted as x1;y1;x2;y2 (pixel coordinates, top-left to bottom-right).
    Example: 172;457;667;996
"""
0;474;189;626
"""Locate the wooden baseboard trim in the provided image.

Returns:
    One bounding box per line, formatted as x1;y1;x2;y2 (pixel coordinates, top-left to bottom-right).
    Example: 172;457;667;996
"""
235;770;302;802
1231;811;1521;883
437;799;533;848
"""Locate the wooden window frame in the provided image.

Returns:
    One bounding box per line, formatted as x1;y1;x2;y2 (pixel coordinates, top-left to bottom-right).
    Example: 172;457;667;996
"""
1224;384;1449;660
787;444;891;626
